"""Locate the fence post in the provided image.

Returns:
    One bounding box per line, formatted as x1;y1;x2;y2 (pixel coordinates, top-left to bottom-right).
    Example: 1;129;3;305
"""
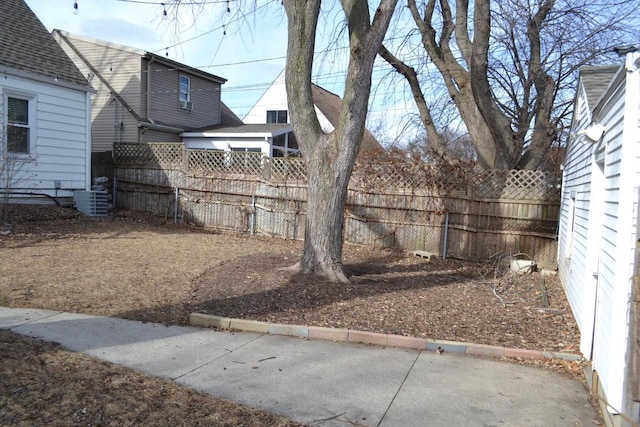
174;187;179;224
250;195;256;235
112;176;117;209
443;211;449;260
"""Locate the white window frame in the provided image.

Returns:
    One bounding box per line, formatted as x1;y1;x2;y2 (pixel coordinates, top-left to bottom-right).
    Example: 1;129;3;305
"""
266;110;288;124
3;91;36;156
179;75;191;103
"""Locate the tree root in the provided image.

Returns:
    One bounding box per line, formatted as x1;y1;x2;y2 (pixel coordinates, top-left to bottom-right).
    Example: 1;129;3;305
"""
277;260;351;284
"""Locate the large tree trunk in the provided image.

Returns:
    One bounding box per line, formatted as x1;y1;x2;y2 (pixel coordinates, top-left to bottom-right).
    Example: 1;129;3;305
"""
283;0;398;282
517;0;557;170
391;0;502;168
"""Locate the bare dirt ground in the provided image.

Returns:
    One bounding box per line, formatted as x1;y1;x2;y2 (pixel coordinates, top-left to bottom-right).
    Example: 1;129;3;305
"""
0;205;587;425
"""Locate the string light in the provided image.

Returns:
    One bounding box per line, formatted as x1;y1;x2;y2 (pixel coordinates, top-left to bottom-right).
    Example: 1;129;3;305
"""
161;2;167;17
226;0;230;13
73;1;78;14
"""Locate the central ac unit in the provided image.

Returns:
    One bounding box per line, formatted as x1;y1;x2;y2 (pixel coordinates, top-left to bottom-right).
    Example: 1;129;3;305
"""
180;100;193;111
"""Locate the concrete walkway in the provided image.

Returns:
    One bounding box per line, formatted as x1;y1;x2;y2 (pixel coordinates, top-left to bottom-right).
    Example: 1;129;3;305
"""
1;307;600;426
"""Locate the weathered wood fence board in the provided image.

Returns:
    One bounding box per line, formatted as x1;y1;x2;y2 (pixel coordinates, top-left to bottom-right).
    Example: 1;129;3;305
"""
113;142;560;264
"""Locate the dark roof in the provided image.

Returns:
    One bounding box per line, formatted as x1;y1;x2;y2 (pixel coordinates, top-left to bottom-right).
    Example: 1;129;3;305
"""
220;102;244;126
144;52;226;85
0;0;89;87
311;84;383;152
187;123;291;134
579;65;620;109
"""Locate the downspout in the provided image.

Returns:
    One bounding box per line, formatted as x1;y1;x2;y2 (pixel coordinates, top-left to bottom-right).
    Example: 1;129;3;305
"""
146;56;155;125
85;90;92;190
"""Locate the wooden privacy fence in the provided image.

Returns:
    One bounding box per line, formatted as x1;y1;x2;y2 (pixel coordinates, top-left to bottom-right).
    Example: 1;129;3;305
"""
113;142;561;264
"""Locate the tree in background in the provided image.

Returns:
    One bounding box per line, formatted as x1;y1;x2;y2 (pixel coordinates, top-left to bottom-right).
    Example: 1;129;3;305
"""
283;0;398;282
381;0;639;169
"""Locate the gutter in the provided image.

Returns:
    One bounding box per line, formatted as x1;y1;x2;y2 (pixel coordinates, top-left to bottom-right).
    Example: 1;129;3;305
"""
138;122;185;133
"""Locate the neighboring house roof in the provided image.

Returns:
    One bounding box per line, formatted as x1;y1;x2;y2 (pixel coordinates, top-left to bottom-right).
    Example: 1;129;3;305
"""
220;102;244;126
184;123;291;136
52;29;227;85
579;65;620;110
142;52;227;85
0;0;90;89
310;84;383;152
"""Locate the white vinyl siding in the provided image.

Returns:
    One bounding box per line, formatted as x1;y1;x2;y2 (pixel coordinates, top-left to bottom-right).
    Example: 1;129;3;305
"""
0;74;90;195
243;71;289;124
559;58;640;417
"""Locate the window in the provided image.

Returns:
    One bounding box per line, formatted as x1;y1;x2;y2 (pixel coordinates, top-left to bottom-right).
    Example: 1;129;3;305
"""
179;75;191;110
6;96;32;153
266;110;288;124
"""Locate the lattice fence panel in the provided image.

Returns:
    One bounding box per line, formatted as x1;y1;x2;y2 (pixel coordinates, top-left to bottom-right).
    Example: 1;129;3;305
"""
114;142;184;166
350;159;467;195
267;158;307;181
468;169;560;200
188;150;264;176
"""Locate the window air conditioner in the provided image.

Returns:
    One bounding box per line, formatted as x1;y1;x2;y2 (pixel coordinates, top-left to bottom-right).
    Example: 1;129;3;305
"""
180;100;193;111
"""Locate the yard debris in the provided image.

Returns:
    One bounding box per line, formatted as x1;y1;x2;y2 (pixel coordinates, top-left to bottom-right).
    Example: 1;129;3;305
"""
1;204;581;377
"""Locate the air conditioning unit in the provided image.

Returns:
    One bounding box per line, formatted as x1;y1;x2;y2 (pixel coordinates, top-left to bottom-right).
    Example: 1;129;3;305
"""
74;190;109;217
180;100;193;111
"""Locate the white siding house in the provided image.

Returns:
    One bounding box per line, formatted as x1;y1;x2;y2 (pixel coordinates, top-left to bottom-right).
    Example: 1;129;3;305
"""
181;123;298;157
1;0;93;204
559;49;640;426
243;69;382;153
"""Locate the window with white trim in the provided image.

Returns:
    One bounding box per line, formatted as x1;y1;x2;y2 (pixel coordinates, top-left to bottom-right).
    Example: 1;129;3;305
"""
178;74;191;110
5;95;34;154
266;110;287;124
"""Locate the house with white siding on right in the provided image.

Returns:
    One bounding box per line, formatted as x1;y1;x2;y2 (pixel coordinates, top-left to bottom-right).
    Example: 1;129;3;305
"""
558;47;639;426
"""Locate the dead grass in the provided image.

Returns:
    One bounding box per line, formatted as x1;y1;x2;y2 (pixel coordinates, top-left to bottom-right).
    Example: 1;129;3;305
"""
0;204;587;425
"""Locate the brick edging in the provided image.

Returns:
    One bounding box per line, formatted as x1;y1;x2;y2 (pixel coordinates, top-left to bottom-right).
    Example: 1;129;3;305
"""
189;312;582;362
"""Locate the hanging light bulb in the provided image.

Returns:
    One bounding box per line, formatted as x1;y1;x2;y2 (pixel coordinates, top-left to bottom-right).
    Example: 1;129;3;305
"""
223;25;226;36
109;63;113;73
73;1;78;14
226;0;230;13
161;3;167;17
165;48;169;57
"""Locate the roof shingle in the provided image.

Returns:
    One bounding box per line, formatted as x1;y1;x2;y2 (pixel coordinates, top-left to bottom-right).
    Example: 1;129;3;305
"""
579;65;620;110
0;0;90;87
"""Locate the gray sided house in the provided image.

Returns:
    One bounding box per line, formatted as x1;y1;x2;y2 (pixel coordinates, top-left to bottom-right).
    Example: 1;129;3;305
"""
559;49;640;426
1;0;93;204
53;30;241;155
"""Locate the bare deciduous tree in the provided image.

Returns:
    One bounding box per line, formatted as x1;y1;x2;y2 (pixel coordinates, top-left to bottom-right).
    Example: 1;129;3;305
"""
283;0;398;282
381;0;639;169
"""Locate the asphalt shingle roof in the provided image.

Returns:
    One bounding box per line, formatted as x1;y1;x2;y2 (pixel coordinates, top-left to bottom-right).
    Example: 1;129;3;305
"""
579;65;620;110
0;0;90;88
311;84;383;152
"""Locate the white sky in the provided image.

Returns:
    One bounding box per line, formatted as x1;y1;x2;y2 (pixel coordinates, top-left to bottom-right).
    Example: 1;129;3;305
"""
26;0;420;145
